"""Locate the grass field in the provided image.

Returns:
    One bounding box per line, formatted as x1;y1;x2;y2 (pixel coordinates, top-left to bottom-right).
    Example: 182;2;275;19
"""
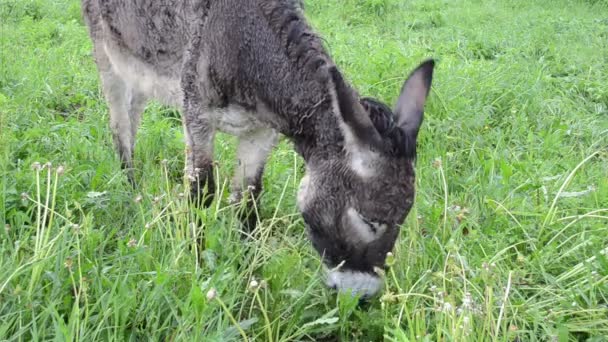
1;0;607;340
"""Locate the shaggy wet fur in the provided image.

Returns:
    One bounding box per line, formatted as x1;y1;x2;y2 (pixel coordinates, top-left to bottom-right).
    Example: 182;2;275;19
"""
82;0;434;297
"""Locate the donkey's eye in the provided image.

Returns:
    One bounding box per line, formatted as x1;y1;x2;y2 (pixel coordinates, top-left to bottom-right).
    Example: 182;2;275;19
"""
357;212;387;235
357;212;386;235
346;207;387;243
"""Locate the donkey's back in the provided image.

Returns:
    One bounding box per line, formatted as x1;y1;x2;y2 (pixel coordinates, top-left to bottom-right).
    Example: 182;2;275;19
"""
82;0;200;106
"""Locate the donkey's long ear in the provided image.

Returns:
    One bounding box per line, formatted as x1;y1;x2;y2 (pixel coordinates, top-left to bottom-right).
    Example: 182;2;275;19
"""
328;66;383;150
395;59;435;140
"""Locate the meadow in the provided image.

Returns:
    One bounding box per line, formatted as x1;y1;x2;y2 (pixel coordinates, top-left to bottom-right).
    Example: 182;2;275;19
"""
1;0;607;340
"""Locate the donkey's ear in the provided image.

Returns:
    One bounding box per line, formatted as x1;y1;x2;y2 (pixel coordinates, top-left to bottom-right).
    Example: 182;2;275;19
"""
328;66;383;150
395;59;435;139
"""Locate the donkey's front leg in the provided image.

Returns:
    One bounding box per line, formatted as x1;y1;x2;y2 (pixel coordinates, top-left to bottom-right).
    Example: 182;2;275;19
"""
181;61;217;208
230;127;278;230
182;112;216;208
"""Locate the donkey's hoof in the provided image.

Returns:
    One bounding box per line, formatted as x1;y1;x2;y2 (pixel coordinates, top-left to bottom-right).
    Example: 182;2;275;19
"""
240;210;259;233
189;185;215;208
228;191;242;205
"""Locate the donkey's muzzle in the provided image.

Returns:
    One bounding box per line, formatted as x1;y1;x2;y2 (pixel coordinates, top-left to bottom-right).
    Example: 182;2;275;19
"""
326;269;382;298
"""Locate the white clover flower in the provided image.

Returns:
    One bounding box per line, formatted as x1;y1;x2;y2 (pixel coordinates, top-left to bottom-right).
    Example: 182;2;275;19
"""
206;288;217;301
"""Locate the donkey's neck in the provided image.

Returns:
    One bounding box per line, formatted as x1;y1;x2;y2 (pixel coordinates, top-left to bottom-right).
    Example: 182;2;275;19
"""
286;103;346;162
254;0;347;161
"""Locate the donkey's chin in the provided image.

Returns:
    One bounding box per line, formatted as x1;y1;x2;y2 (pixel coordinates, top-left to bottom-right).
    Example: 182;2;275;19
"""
326;269;383;298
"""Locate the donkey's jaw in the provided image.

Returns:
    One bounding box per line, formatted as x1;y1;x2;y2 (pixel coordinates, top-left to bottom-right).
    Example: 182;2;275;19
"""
326;269;383;298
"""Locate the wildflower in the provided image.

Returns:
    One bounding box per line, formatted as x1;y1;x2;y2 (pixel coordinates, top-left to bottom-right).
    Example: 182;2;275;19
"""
161;159;168;166
373;266;385;277
56;165;65;176
21;192;29;201
206;288;217;301
80;277;89;293
482;262;495;274
127;238;137;248
31;162;41;171
380;291;398;304
71;224;80;233
385;252;395;267
432;158;442;168
145;222;152;229
456;208;469;223
457;292;481;315
462;292;472;307
134;194;143;203
64;258;73;271
249;279;259;291
44;162;52;169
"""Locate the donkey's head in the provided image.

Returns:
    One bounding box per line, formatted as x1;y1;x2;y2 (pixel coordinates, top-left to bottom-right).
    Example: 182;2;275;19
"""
297;60;435;298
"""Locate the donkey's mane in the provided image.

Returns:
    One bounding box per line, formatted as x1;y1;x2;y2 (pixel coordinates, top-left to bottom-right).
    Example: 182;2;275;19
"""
258;0;332;82
360;97;417;159
258;1;417;159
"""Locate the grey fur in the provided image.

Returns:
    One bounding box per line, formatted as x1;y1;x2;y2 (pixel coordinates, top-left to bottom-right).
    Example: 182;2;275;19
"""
82;0;434;297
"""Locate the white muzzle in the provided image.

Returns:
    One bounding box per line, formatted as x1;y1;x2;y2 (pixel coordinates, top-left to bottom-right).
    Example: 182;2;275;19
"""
326;270;383;298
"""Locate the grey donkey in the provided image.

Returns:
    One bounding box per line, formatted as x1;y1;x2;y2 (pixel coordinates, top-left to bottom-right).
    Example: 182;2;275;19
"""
81;0;434;298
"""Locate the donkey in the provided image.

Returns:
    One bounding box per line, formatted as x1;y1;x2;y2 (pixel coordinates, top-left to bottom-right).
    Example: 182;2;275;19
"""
81;0;434;298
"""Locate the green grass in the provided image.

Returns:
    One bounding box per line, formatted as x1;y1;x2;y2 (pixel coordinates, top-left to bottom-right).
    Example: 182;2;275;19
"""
1;0;607;340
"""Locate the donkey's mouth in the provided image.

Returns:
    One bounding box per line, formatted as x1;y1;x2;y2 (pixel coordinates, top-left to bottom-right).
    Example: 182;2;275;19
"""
325;269;383;298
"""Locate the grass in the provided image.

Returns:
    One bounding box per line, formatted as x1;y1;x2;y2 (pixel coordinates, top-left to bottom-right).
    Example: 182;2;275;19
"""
1;0;607;340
